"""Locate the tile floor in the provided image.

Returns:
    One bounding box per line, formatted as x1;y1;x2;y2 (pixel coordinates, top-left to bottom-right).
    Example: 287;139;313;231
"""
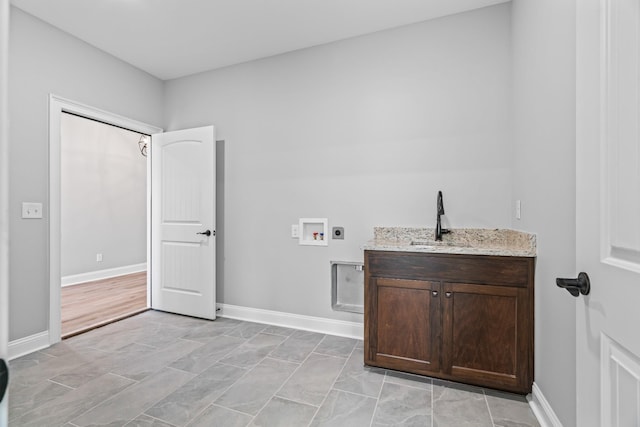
8;310;541;426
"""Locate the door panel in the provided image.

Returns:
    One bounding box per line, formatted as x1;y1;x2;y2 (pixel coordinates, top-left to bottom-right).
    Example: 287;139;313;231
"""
151;126;216;319
576;0;640;424
442;283;526;391
367;277;441;373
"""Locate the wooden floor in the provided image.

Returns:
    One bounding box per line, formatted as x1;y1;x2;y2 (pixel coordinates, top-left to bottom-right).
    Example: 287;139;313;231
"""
61;271;148;338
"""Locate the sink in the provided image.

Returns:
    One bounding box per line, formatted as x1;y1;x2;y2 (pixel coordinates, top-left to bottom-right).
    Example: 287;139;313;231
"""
410;240;459;247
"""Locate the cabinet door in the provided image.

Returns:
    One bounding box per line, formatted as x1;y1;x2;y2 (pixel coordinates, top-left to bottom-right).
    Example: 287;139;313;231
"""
442;282;531;393
365;277;441;374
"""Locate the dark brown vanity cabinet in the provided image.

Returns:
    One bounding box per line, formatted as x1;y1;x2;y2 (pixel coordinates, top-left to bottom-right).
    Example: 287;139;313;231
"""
364;250;534;394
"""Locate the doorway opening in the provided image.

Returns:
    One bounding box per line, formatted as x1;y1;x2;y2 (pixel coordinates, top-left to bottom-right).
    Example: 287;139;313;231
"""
60;112;149;338
49;95;163;344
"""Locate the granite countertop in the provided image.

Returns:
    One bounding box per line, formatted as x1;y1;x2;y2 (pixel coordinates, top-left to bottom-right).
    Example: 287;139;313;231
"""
362;227;537;257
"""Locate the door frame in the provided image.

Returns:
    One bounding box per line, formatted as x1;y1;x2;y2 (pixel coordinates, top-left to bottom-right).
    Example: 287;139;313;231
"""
48;95;162;344
1;0;9;423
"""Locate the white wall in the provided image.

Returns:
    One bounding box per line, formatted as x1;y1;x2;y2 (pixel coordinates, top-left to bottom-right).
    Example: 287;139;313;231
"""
164;4;513;322
511;0;577;425
8;7;163;341
1;0;10;423
61;113;147;278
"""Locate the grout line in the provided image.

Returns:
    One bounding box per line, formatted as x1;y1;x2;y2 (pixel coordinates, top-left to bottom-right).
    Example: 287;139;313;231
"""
57;373;140;425
193;326;302;425
266;332;331;426
138;412;179;427
483;388;497;427
274;395;320;408
108;371;142;383
370;369;387;427
47;378;77;390
210;402;254;417
308;351;349;360
331;387;379;400
383;373;433;391
432;376;434;427
306;343;356;427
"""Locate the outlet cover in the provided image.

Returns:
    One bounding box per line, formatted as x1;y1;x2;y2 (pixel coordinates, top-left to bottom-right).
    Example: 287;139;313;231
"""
22;202;43;219
332;227;344;240
291;224;299;238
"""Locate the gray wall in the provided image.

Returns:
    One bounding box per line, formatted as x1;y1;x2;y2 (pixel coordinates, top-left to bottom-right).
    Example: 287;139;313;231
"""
9;7;163;341
9;8;580;424
511;0;577;425
164;4;513;322
61;113;147;278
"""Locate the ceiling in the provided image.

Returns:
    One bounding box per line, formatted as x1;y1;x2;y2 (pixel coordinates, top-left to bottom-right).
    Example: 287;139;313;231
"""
11;0;510;81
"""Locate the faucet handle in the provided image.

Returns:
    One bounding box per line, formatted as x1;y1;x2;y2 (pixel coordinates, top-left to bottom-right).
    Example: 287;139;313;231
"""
437;191;445;215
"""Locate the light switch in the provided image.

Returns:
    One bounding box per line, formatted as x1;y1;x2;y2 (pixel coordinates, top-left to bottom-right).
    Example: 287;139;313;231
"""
22;202;43;219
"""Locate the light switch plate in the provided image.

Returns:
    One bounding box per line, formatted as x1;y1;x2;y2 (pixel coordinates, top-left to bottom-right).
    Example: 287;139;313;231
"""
22;202;43;219
515;200;521;220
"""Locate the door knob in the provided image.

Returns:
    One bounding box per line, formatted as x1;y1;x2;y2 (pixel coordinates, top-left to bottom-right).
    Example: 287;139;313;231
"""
197;230;212;237
556;272;590;297
0;358;8;403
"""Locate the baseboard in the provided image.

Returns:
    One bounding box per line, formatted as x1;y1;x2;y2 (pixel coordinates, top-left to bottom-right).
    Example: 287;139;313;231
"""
61;263;147;287
8;331;50;360
528;382;563;427
217;303;364;340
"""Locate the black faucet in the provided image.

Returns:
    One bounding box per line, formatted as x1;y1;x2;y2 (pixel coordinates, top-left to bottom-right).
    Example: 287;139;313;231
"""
435;191;450;241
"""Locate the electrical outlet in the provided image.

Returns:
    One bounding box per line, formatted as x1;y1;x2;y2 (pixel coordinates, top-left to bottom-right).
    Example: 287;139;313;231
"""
332;226;344;240
21;202;43;219
515;200;521;220
291;224;299;238
96;253;103;262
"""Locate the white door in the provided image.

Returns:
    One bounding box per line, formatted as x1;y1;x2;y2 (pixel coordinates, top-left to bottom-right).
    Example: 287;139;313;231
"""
576;0;640;425
151;126;216;319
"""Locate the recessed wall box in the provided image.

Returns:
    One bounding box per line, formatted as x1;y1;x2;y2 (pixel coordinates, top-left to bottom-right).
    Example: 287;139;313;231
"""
331;261;364;313
299;218;328;246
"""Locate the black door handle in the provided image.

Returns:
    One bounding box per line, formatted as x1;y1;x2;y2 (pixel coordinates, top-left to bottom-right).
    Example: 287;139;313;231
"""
197;230;212;237
0;358;8;403
556;272;590;297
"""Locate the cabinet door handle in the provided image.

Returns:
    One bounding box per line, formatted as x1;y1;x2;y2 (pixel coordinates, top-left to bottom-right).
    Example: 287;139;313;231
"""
445;292;452;298
432;291;438;297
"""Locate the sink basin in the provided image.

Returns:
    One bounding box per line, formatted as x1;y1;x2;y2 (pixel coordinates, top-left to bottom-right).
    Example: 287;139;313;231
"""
410;240;460;247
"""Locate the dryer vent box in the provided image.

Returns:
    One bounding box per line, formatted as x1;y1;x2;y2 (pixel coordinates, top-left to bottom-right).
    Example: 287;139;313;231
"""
330;261;364;314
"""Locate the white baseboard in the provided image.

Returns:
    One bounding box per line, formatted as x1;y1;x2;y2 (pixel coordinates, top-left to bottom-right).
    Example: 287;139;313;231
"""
61;263;147;287
8;331;50;360
217;303;364;340
528;382;563;427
